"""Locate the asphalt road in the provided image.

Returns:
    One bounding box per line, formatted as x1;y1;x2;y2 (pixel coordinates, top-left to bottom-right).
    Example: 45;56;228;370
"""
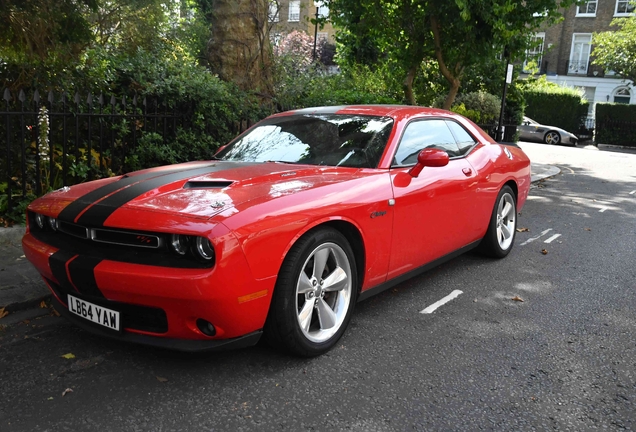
1;142;635;431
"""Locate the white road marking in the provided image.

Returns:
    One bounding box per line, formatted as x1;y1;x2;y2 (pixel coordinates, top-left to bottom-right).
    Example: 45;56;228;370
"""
599;207;608;213
520;228;553;246
420;290;463;314
630;190;636;195
544;234;561;244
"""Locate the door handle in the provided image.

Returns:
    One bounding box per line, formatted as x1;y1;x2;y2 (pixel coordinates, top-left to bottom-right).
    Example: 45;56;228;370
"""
462;167;472;176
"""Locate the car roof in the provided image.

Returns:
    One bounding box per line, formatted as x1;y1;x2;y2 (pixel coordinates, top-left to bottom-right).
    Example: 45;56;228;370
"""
272;105;455;120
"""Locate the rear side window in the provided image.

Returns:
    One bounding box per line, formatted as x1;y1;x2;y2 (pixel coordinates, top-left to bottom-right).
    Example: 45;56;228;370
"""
394;120;461;165
446;121;477;155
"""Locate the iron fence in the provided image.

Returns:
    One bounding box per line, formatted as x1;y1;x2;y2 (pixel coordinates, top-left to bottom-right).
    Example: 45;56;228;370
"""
1;88;208;214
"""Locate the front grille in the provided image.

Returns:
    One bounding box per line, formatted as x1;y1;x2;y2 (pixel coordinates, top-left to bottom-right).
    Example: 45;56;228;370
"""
47;279;169;334
91;228;161;249
58;221;163;249
58;220;89;239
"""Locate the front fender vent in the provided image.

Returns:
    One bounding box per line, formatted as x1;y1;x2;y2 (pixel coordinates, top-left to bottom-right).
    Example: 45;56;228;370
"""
184;181;233;189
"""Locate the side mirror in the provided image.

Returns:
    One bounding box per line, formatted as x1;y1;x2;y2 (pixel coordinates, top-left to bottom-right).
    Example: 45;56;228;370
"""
408;148;449;178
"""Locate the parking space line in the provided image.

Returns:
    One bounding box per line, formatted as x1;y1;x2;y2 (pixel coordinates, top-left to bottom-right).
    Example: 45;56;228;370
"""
599;207;608;213
544;234;561;244
420;290;463;314
630;190;636;195
520;228;553;246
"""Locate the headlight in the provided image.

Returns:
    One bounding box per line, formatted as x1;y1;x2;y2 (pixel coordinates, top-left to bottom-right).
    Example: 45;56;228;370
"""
47;217;57;231
170;234;190;255
194;237;215;261
34;213;46;229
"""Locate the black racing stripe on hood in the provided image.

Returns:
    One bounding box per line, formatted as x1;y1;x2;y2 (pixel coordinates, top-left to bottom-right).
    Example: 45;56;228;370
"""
76;162;255;227
58;165;211;223
67;256;105;299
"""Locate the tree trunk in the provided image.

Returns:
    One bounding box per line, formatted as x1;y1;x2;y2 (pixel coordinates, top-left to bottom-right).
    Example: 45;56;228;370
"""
403;65;417;105
430;15;463;110
207;0;272;97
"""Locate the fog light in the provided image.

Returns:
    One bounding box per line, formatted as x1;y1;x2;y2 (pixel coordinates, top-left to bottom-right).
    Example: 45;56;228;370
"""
170;234;190;255
194;237;215;261
47;217;57;231
34;213;45;229
196;318;216;337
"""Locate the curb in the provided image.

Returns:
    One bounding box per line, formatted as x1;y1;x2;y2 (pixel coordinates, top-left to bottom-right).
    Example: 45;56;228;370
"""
530;163;560;183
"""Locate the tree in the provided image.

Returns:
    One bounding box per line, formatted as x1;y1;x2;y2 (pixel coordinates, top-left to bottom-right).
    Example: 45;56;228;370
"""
198;0;273;97
328;0;575;108
593;15;636;84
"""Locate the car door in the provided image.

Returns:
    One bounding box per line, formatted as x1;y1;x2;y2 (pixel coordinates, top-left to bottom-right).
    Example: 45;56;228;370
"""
387;119;478;280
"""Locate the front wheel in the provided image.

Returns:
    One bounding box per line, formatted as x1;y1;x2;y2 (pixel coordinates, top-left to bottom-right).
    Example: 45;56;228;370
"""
479;185;517;258
544;131;561;145
265;228;358;357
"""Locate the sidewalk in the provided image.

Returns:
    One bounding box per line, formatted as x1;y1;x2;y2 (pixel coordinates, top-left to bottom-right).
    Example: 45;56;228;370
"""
0;162;561;313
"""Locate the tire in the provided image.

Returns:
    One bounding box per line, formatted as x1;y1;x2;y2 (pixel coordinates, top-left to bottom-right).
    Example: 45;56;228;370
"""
479;185;517;258
264;227;358;357
544;131;561;145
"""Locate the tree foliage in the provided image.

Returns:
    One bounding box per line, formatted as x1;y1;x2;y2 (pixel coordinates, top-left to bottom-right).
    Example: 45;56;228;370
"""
328;0;575;108
593;15;636;84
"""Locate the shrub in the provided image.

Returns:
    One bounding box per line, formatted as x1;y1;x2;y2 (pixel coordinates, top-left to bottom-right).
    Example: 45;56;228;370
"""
433;91;502;124
520;76;588;133
595;103;636;146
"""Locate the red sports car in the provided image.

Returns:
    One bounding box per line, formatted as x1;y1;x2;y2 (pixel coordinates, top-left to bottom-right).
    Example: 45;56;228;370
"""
23;106;530;356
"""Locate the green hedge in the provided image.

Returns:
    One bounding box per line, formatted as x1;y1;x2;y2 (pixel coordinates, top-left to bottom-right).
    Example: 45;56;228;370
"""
523;90;588;133
595;103;636;147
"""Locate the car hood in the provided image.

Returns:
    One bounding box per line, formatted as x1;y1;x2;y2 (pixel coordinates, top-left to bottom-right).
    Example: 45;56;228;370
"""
46;161;363;224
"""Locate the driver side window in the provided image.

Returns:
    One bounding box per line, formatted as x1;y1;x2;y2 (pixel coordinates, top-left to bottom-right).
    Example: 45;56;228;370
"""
393;119;461;166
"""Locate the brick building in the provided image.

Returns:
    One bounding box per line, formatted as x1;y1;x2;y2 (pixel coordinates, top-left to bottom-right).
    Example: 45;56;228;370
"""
522;0;635;117
268;0;336;46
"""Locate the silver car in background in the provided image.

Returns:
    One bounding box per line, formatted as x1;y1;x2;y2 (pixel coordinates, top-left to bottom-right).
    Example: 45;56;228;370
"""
518;116;578;146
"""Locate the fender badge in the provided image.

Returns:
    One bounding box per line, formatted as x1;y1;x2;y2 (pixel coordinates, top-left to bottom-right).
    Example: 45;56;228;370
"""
503;147;513;160
210;201;226;209
370;211;387;219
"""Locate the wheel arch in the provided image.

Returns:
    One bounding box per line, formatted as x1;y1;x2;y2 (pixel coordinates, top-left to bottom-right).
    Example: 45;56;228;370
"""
279;218;366;294
503;179;518;203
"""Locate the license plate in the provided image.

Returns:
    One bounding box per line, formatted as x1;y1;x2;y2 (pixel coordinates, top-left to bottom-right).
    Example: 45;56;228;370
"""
67;294;120;331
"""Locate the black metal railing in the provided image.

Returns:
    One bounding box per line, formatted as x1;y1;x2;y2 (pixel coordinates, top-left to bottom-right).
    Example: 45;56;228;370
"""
1;88;202;214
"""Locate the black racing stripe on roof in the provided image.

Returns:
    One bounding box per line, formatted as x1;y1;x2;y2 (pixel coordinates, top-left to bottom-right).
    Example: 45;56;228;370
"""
76;162;255;227
58;164;212;223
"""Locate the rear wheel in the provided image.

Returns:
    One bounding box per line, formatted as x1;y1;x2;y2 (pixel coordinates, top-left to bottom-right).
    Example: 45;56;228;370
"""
265;228;358;357
544;131;561;145
479;185;517;258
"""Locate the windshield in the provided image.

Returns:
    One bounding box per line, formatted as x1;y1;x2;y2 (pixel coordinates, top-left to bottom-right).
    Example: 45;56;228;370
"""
216;114;395;168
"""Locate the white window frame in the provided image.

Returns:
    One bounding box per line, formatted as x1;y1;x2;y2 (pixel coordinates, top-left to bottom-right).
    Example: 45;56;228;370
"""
268;1;279;22
288;0;300;22
615;0;636;16
576;1;598;16
569;33;592;75
613;87;632;103
523;32;546;73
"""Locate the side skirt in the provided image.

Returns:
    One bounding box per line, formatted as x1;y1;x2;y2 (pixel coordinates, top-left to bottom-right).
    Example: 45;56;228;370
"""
357;240;481;302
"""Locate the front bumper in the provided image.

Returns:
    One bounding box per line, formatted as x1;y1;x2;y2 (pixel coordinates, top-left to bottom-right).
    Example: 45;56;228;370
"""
22;232;276;351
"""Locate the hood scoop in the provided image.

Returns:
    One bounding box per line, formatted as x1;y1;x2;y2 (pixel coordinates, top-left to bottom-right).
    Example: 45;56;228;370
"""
184;180;233;189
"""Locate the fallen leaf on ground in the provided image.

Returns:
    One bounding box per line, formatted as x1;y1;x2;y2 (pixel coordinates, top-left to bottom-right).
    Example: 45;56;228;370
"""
47;397;54;400
0;308;8;319
62;388;73;397
541;249;548;255
516;227;529;232
512;296;524;302
51;308;60;317
61;353;75;359
584;228;592;231
156;376;168;383
39;300;48;308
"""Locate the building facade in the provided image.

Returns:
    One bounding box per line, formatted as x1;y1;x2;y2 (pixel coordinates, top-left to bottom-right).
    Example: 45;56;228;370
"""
268;0;336;46
523;0;635;117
